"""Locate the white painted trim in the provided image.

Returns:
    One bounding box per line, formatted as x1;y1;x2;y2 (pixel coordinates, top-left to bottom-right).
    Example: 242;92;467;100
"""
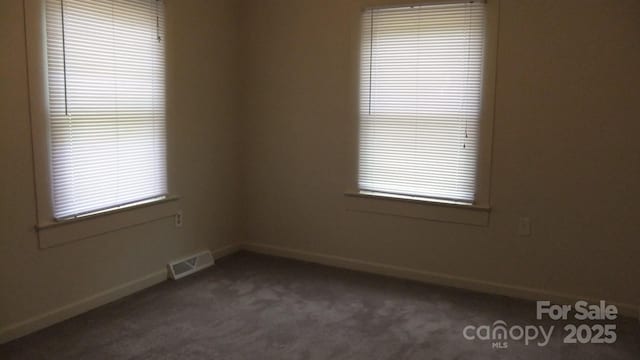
24;0;54;227
0;243;241;344
242;242;638;318
24;0;178;249
344;192;490;226
37;197;180;249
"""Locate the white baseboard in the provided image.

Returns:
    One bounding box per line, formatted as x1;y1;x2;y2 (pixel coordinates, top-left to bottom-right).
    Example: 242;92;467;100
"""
0;243;241;345
242;242;639;319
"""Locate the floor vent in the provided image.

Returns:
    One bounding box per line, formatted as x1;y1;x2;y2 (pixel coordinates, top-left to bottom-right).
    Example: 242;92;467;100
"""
168;250;214;280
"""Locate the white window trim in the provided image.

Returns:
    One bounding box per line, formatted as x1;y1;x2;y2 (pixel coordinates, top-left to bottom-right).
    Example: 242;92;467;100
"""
24;0;178;248
345;0;499;225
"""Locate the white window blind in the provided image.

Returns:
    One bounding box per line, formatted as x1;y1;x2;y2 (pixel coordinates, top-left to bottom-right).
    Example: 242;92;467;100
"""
359;1;486;203
45;0;166;219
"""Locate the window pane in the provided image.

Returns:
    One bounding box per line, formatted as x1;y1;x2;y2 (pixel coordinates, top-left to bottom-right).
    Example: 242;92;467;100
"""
359;2;486;203
46;0;166;219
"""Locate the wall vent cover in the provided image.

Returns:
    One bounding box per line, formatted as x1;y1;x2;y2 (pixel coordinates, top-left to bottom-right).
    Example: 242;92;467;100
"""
168;250;214;280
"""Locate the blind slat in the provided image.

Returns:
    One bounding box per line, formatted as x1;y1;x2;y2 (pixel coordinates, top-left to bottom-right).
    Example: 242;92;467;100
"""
46;0;166;219
359;2;486;203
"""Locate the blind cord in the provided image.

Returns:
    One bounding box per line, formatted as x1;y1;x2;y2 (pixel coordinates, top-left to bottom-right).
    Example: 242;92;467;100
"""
462;2;473;149
60;0;69;116
156;0;161;42
368;10;373;115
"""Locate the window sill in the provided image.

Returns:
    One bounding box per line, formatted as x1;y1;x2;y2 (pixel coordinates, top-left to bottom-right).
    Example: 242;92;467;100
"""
344;191;490;226
35;196;180;249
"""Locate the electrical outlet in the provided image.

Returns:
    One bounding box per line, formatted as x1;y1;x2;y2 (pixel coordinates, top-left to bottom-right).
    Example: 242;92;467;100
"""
518;217;531;236
175;210;183;227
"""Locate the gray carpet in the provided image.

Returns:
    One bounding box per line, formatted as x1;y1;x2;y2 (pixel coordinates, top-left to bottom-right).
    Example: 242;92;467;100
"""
1;251;638;359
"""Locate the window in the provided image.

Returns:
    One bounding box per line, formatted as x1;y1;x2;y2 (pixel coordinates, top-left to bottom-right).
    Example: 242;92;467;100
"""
359;1;491;205
44;0;166;219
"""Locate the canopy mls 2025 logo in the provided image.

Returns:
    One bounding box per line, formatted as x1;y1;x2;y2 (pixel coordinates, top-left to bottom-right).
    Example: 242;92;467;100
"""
463;300;618;349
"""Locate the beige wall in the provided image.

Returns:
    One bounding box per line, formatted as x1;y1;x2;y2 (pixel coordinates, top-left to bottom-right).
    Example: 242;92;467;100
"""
0;0;241;334
240;0;640;308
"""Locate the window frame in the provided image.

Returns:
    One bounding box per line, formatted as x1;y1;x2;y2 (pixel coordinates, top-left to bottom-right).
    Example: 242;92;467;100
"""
346;0;499;225
24;0;178;248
